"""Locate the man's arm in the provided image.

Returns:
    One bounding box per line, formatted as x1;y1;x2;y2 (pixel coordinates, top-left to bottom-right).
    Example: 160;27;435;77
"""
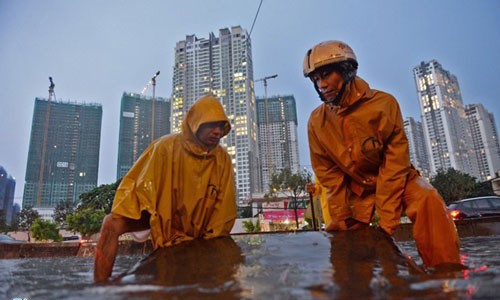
375;99;411;234
94;213;150;283
308;120;351;229
204;155;237;239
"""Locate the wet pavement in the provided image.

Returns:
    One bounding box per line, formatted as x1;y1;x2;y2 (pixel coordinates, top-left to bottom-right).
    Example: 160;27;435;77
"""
2;228;499;299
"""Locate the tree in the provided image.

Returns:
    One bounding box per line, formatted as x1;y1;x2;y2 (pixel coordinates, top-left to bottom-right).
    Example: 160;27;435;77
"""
430;168;479;205
78;179;122;214
66;208;106;239
469;180;495;198
53;200;75;228
242;219;261;233
30;218;62;242
267;168;310;229
17;206;40;242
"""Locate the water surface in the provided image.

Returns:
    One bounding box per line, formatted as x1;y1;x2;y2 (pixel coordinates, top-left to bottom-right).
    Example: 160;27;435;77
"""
2;234;499;300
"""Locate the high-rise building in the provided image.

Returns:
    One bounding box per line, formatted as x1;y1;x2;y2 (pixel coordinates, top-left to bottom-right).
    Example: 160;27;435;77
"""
23;98;102;219
172;26;260;203
413;60;479;178
465;103;500;181
116;92;171;179
403;117;431;179
257;95;300;191
0;166;16;226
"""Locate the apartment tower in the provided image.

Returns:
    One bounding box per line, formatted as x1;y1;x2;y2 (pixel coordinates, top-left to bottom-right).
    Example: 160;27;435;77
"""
465;103;500;181
403;117;431;179
257;95;300;191
116;92;171;179
172;26;260;203
23;98;102;219
413;60;479;178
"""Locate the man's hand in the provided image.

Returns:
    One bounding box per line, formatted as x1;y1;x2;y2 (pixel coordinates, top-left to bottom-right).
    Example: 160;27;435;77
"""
306;182;316;194
325;218;369;231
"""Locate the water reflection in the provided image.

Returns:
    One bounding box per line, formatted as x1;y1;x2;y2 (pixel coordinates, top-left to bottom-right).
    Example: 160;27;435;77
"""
329;228;423;299
1;234;499;299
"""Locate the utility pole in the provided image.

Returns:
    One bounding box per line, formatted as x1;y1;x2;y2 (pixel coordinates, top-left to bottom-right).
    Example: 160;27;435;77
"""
36;77;56;207
255;74;278;190
141;71;160;143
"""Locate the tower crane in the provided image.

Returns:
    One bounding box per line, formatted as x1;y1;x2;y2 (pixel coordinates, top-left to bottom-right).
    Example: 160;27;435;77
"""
141;71;160;142
36;77;56;207
255;74;278;191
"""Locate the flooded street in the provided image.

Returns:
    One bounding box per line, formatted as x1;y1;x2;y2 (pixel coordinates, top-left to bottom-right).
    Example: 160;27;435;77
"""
2;234;500;300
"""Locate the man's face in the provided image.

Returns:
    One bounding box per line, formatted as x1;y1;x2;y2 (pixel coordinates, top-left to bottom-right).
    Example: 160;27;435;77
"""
310;68;344;102
196;121;226;150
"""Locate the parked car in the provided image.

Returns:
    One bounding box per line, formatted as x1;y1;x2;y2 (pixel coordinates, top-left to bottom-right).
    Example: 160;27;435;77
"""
448;196;500;220
62;235;81;243
0;234;26;244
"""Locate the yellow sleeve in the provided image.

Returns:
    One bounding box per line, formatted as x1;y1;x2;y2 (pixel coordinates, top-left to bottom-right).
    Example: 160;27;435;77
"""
308;119;351;223
111;142;162;220
204;154;237;239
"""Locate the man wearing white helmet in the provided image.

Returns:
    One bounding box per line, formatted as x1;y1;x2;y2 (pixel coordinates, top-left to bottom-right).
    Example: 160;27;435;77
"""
304;40;462;271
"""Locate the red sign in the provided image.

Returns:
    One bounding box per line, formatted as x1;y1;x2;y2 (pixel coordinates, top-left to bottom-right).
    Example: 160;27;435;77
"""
263;210;306;222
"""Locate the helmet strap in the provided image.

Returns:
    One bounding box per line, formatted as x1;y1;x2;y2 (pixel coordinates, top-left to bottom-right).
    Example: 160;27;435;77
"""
314;81;348;107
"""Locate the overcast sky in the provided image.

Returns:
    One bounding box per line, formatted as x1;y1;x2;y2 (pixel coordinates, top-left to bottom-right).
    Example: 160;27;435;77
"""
1;0;499;205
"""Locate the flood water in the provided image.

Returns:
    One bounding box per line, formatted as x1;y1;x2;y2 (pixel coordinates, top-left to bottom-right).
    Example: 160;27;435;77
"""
2;234;500;300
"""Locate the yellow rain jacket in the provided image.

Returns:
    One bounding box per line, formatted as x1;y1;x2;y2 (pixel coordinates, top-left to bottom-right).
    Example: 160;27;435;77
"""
111;95;237;248
308;76;460;267
308;77;418;232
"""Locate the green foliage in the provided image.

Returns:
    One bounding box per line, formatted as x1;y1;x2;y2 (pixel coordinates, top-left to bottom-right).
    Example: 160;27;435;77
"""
430;168;494;205
242;219;261;233
267;168;310;198
53;200;75;228
468;180;495;198
30;218;62;242
66;208;106;239
266;168;311;229
17;206;41;242
78;178;122;214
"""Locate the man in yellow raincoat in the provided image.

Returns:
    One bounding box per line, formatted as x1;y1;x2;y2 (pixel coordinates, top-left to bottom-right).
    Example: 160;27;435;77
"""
303;40;462;271
94;95;237;282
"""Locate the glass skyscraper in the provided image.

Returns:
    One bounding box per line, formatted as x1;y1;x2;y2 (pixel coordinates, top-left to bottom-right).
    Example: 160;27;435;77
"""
172;26;260;203
23;98;102;217
116;92;171;179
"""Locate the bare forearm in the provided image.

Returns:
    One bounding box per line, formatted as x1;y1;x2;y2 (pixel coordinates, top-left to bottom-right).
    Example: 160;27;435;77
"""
94;223;119;282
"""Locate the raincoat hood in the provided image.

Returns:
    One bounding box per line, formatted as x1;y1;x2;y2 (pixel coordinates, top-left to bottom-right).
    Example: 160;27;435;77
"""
182;95;231;153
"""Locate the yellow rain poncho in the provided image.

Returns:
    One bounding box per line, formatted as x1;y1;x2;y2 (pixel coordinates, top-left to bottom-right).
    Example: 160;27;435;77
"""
111;95;236;248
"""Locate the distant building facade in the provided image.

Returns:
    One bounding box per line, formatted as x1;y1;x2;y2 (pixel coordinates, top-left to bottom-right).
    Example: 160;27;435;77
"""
0;166;16;225
465;103;500;181
172;26;260;203
257;95;300;191
403;117;431;179
413;60;479;178
23;98;102;219
116;92;171;179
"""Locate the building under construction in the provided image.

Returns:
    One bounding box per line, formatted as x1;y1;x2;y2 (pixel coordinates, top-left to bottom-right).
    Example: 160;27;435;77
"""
116;92;170;179
23;96;102;219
